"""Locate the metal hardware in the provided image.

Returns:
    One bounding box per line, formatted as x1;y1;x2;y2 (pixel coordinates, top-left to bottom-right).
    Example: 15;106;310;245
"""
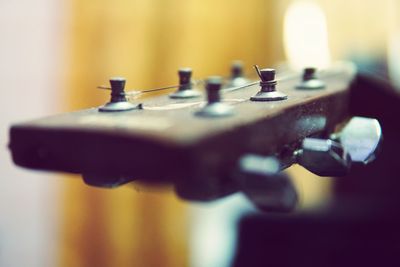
297;138;351;177
334;116;382;164
195;76;234;118
296;67;325;90
236;155;298;212
250;67;288;101
169;68;201;99
227;60;249;87
99;77;140;112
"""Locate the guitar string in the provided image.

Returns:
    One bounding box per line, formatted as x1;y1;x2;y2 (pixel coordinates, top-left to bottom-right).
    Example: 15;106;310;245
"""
97;71;301;100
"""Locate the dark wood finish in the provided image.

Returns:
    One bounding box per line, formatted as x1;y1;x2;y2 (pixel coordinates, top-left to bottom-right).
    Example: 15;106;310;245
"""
9;63;355;200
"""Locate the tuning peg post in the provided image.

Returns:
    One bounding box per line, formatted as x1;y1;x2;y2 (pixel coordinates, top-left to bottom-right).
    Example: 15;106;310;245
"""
99;77;141;112
250;68;288;101
296;67;325;90
169;68;201;99
195;76;234;118
227;61;249;87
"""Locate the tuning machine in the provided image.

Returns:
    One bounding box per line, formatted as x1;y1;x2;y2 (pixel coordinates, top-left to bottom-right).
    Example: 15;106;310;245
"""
296;67;325;90
250;67;288;101
169;68;201;99
195;76;234;118
226;61;249;87
296;116;382;176
235;155;298;212
332;117;382;164
99;77;141;112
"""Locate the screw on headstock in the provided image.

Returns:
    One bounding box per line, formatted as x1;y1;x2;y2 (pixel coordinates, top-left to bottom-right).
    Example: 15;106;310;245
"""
99;77;141;112
169;68;201;99
296;67;325;90
250;66;288;101
195;76;234;118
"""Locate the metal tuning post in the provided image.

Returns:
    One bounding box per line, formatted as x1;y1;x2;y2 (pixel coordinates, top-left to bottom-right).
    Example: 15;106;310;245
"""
195;76;234;118
169;68;201;99
227;60;249;87
99;77;141;112
296;67;325;90
296;117;382;176
250;67;288;101
236;155;298;212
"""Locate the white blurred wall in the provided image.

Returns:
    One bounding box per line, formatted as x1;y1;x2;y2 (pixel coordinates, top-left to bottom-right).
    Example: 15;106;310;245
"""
0;1;65;266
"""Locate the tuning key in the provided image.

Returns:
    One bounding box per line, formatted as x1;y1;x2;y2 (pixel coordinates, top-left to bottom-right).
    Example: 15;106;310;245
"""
195;76;234;118
296;67;325;90
296;138;351;177
250;67;288;101
169;68;201;99
296;117;382;176
333;117;382;164
99;77;140;112
227;61;249;87
236;155;298;212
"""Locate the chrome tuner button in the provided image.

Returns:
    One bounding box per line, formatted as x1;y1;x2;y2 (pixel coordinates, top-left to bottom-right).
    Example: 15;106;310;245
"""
335;117;382;164
236;155;298;212
296;67;325;90
99;77;140;112
297;117;382;176
250;68;288;101
297;138;351;177
169;68;201;99
195;76;234;118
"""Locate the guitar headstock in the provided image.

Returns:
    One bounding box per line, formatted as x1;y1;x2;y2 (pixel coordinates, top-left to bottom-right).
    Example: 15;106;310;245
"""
9;61;380;211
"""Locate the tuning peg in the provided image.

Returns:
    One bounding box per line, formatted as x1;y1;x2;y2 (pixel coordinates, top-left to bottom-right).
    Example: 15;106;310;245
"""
236;155;298;212
296;117;382;176
99;77;141;112
333;116;382;164
250;67;288;101
227;61;249;87
297;138;351;177
195;76;234;117
296;67;325;90
169;68;201;99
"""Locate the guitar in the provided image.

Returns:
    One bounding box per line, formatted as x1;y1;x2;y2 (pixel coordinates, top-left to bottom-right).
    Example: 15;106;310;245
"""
8;61;381;212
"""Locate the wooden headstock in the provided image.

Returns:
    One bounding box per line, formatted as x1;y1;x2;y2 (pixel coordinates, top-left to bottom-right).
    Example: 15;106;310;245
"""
9;62;356;202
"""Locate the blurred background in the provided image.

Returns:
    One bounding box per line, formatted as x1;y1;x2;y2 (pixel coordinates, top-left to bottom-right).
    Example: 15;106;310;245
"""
0;0;398;266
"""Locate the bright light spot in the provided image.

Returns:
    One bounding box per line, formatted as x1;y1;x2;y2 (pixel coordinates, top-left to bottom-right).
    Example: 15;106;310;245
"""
189;193;255;267
283;1;331;70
